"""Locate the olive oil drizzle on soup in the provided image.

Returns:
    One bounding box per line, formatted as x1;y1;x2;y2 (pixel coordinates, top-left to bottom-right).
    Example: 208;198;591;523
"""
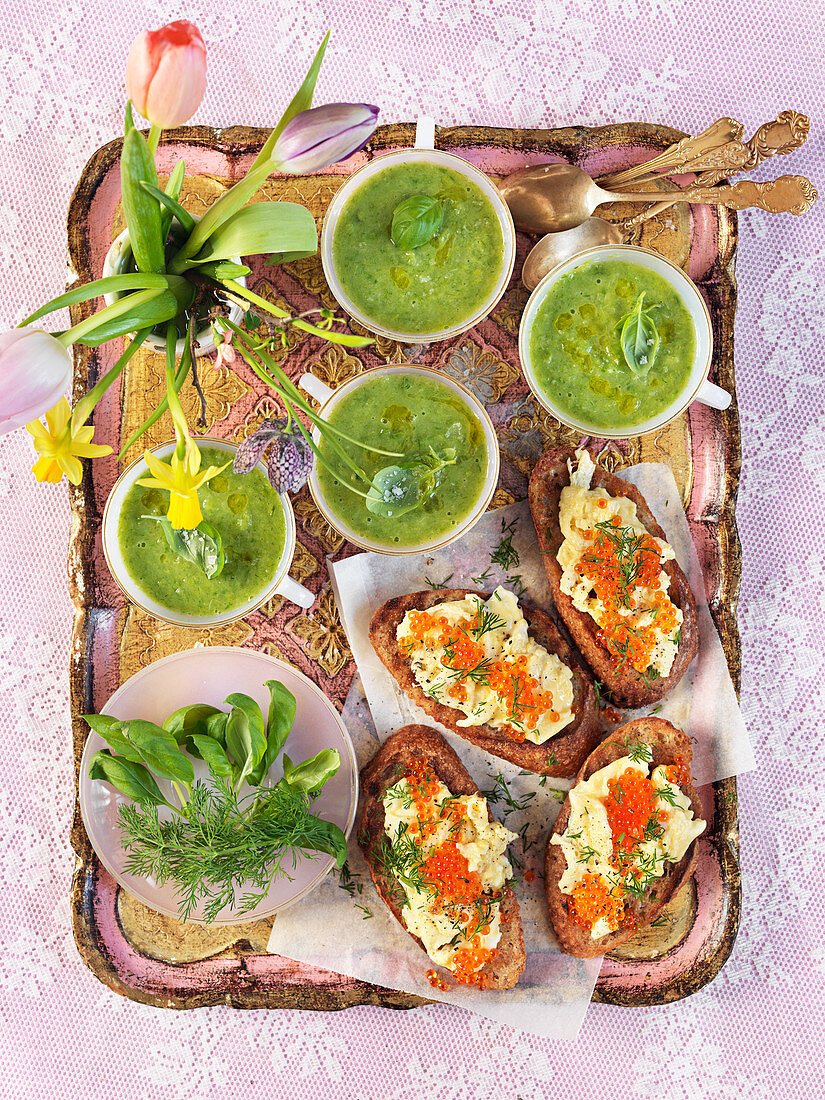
331;161;505;335
527;261;696;430
315;374;489;547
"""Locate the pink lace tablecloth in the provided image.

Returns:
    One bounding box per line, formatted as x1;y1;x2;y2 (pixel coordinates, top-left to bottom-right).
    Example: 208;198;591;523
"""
1;1;823;1097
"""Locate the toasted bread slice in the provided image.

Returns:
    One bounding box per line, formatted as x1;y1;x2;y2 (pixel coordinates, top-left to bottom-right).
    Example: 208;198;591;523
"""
368;587;601;777
529;446;699;707
545;717;704;958
358;725;526;990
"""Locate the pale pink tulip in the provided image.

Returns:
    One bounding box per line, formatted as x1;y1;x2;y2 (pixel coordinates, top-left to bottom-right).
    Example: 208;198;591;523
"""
273;104;379;174
0;329;72;436
126;21;207;128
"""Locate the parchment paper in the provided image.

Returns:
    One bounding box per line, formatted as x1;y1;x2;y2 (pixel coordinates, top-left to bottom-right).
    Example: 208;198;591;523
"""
268;463;753;1039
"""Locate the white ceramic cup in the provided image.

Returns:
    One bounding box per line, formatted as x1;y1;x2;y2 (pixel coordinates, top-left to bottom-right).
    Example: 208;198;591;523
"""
519;244;731;438
299;364;500;555
320;116;516;344
101;223;246;358
102;438;314;626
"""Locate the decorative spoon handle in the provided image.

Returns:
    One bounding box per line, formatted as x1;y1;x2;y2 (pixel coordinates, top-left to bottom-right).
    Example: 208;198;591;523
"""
604;174;818;216
597;118;744;189
624;111;811;226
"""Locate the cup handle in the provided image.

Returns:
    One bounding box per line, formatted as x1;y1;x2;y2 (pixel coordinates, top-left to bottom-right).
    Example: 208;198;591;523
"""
695;379;732;411
298;373;335;404
275;575;316;609
415;117;436;149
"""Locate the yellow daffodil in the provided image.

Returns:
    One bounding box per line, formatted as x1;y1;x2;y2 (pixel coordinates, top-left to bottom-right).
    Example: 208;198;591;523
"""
137;441;229;529
26;398;112;485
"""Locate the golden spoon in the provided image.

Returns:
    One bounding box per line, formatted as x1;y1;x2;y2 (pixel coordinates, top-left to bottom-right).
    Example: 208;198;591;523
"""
521;218;623;291
499;163;817;233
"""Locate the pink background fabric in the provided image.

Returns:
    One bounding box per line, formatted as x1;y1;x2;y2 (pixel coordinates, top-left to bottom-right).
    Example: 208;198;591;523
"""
1;1;823;1096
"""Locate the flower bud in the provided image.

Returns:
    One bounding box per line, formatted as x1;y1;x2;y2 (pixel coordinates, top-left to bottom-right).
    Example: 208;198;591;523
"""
126;20;207;128
0;328;72;436
273;104;379;174
268;428;314;493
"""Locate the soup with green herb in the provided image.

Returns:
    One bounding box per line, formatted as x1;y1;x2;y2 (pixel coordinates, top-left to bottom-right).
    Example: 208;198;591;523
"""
315;373;490;548
118;447;287;615
526;260;697;431
331;160;506;335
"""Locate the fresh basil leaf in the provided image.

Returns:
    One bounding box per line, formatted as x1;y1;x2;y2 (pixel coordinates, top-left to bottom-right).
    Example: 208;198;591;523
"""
187;735;234;779
163;704;223;743
300;817;348;868
205;711;229;748
282;749;341;794
120;719;195;784
619;292;660;374
247;680;297;787
88;750;168;808
147;517;225;579
365;464;422;518
390;195;444;250
224;693;267;786
83;714;144;763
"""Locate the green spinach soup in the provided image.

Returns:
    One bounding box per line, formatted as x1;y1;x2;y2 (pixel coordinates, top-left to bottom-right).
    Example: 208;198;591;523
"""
118;446;287;615
315;374;489;547
527;260;696;431
331;160;505;335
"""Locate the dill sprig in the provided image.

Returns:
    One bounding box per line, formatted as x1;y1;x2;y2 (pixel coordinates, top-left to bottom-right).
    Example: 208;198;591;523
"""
592;519;660;608
491;518;520;571
118;778;346;923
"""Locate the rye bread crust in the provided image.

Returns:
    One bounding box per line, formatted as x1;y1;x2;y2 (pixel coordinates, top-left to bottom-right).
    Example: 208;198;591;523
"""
528;446;699;707
368;587;601;777
358;725;526;990
544;717;704;958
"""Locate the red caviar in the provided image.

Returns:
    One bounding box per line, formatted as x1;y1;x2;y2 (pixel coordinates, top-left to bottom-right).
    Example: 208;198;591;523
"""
397;761;502;987
403;609;558;735
573;513;679;674
603;768;660;859
570;872;624;931
426;968;451;991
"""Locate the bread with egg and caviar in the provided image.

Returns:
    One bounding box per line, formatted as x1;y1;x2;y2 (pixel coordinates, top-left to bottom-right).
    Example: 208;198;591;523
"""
529;445;699;708
545;716;705;958
368;586;600;778
358;724;526;990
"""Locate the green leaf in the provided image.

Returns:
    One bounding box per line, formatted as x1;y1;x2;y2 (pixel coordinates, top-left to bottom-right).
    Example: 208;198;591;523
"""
282;749;340;794
120;127;165;273
146;517;225;579
88;750;168;808
247;680;296;787
300;816;348;868
365;464;421;517
83;714;143;763
73;287;194;347
140;181;195;234
390;195;444;250
252;32;330;169
205;711;230;748
186;735;234;779
120;719;195;784
124;100;135;137
224;693;267;786
619;292;660;374
17;273;173;327
189;203;317;265
163;704;223;744
159;159;187;243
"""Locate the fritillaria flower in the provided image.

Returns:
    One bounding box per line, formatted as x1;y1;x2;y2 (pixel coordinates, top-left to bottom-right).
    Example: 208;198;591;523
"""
26;398;112;485
272;104;379;174
126;20;207;128
234;418;314;493
0;328;72;436
137;441;228;529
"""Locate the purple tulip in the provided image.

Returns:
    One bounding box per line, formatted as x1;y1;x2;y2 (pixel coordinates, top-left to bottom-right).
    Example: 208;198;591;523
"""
273;103;379;174
0;328;72;436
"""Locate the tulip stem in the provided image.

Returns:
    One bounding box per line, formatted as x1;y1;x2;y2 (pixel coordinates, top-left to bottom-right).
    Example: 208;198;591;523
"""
71;328;151;432
147;123;162;158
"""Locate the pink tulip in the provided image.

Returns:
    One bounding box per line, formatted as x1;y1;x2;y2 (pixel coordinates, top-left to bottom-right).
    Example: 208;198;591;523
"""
273;104;379;174
0;329;72;436
126;21;207;128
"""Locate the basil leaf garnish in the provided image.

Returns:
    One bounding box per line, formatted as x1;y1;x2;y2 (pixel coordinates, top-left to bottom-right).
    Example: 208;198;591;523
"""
619;292;660;374
88;750;168;808
144;516;225;578
365;448;457;519
390;195;444;249
282;748;341;794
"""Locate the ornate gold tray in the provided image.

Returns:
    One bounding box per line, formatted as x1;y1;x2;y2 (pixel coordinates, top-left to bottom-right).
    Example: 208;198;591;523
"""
68;121;740;1008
